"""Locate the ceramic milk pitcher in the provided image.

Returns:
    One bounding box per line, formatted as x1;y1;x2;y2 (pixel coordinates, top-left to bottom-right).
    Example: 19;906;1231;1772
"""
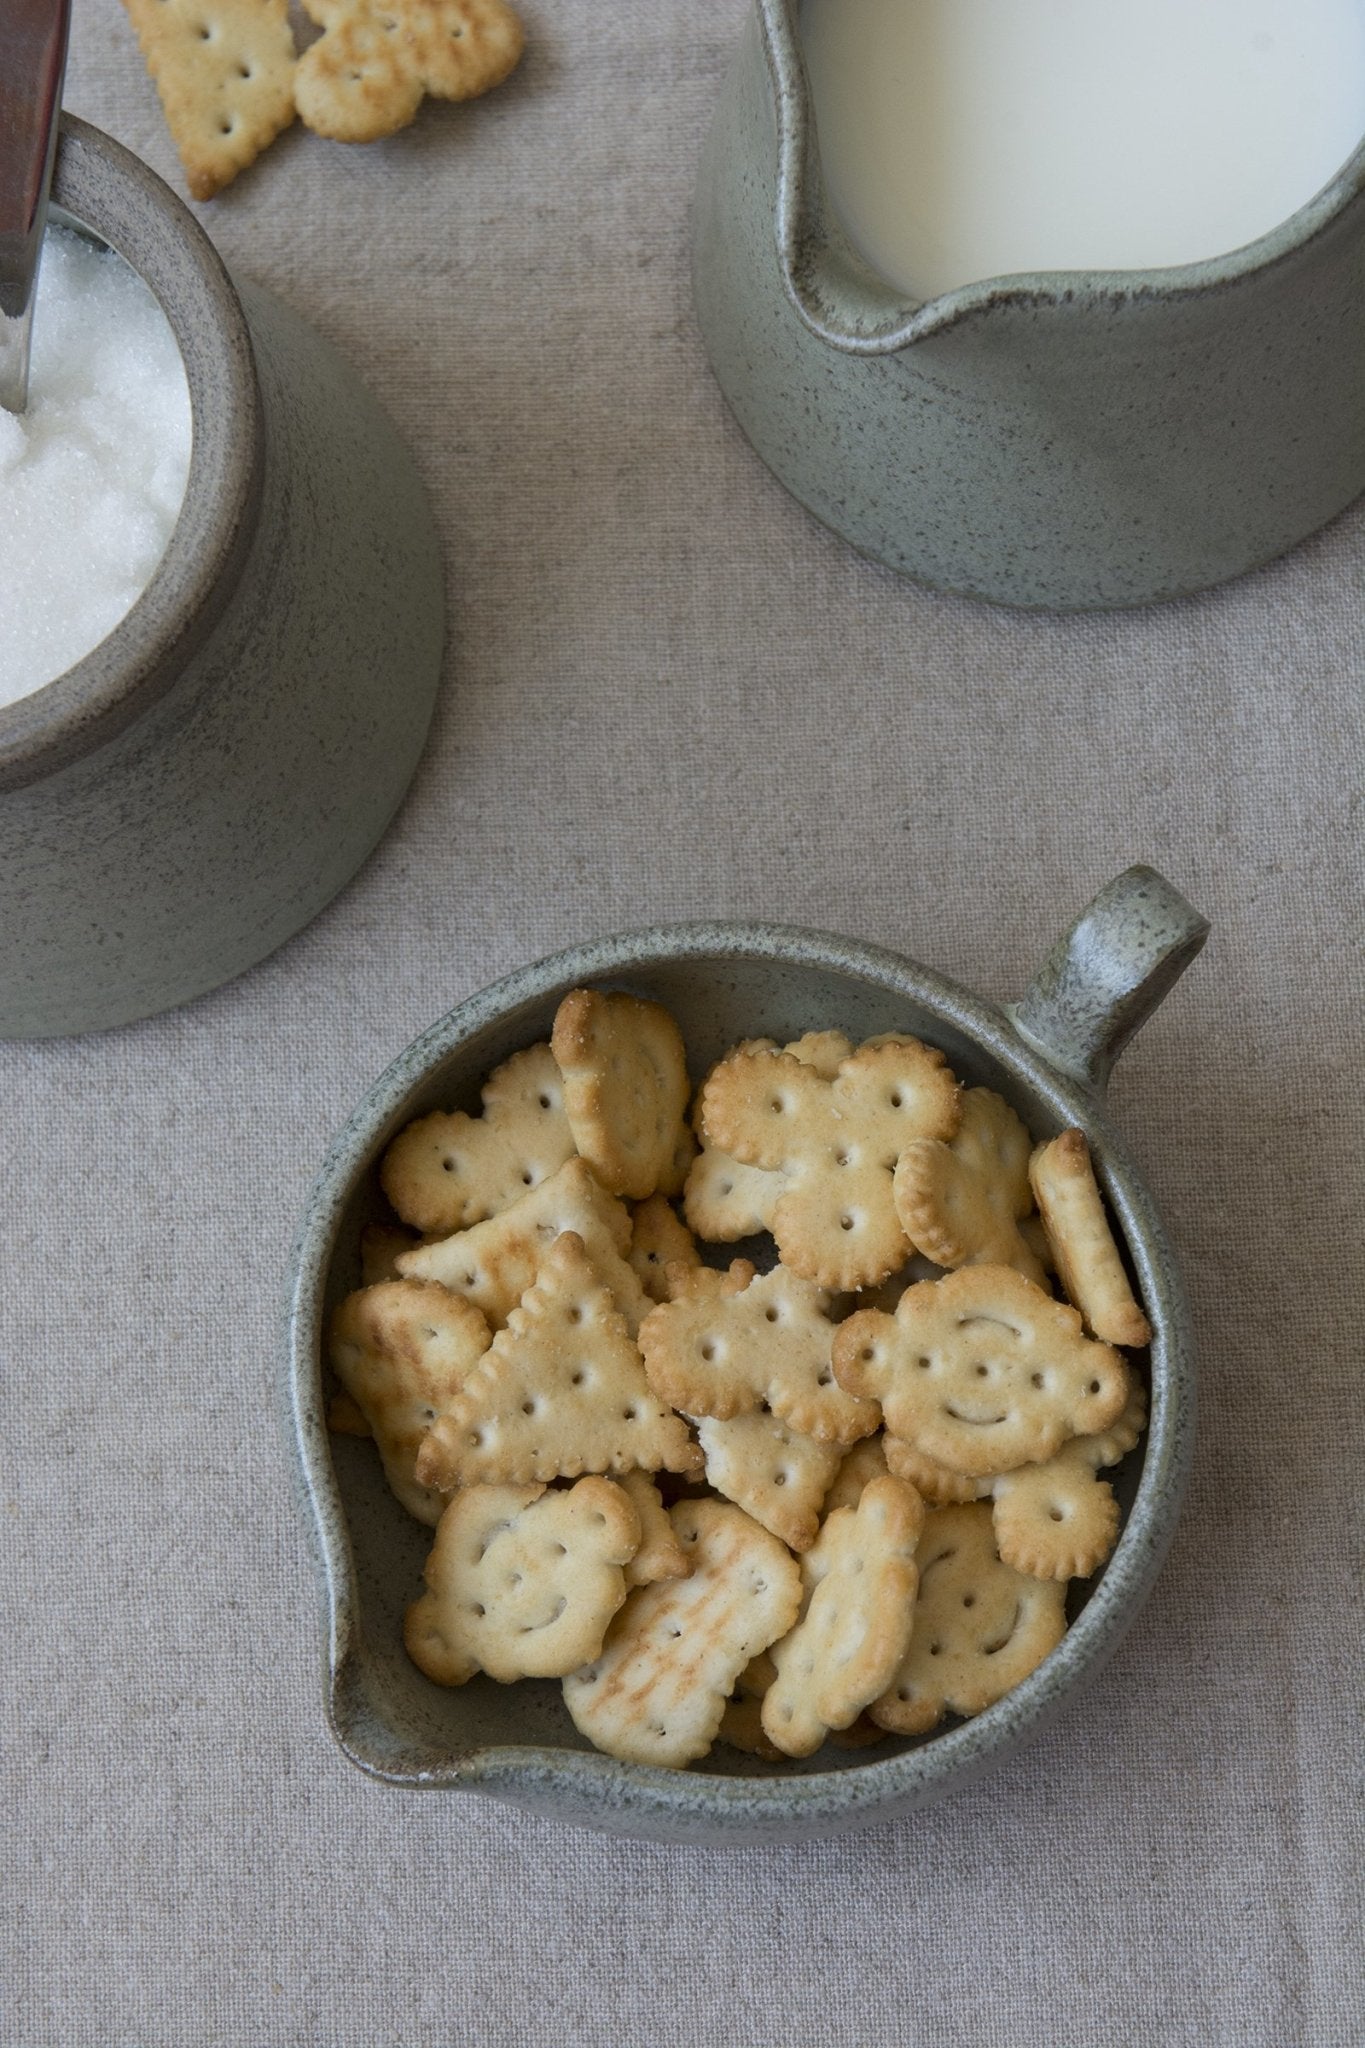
691;0;1365;610
0;118;444;1038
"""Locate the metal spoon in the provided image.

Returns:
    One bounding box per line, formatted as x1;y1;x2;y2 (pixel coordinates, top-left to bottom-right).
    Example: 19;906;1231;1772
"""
0;0;72;413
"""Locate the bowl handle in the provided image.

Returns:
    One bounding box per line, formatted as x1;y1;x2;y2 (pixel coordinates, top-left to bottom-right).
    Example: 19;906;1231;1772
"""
1008;865;1209;1092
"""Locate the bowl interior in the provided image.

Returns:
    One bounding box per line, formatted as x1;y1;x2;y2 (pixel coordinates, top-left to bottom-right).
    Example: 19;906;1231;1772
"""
302;943;1155;1793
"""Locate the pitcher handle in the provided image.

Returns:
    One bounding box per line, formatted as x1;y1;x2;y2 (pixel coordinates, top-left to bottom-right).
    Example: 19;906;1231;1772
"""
1008;866;1209;1093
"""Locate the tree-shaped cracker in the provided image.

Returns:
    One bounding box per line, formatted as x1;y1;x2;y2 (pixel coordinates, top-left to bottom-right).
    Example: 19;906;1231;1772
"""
413;1231;700;1493
639;1258;879;1446
294;0;524;144
329;1278;492;1523
833;1264;1128;1477
697;1035;961;1289
893;1087;1047;1285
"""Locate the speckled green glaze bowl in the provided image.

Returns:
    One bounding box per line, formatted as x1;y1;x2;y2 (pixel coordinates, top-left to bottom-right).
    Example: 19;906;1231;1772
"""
0;118;444;1037
692;0;1365;609
287;866;1207;1843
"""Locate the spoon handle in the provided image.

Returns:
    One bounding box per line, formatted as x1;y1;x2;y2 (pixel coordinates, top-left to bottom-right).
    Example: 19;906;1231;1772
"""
0;0;72;411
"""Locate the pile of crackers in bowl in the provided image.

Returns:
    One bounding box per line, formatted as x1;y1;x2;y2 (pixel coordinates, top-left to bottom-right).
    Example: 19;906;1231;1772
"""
327;989;1151;1771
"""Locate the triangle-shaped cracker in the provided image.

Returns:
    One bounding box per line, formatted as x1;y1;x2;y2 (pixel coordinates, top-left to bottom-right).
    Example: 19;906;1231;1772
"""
413;1232;701;1491
691;1409;844;1553
121;0;296;200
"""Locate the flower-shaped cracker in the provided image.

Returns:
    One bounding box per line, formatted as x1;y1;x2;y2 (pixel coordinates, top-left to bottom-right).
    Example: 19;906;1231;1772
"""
697;1035;960;1290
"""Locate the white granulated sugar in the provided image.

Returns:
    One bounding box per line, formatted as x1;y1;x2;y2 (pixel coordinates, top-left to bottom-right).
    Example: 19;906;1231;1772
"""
0;226;192;709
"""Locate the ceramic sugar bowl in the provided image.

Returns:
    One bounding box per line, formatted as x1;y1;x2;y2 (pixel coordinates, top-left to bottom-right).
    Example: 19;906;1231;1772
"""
0;116;445;1038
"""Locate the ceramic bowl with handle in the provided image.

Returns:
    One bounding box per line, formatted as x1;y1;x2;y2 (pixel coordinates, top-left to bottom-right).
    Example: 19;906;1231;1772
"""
286;865;1207;1843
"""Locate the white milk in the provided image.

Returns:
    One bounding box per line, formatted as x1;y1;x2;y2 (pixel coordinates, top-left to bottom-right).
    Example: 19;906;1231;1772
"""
0;227;192;709
801;0;1365;301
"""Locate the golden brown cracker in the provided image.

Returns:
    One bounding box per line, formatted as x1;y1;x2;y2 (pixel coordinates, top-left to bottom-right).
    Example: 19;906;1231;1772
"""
562;1499;802;1769
870;1503;1067;1734
821;1433;891;1516
893;1087;1046;1285
551;989;691;1201
682;1031;854;1243
329;1278;492;1523
618;1469;692;1588
294;0;523;143
379;1044;575;1237
640;1260;879;1446
403;1477;639;1685
696;1035;961;1290
121;0;296;199
1029;1129;1152;1348
833;1264;1127;1477
762;1475;925;1757
691;1409;844;1553
413;1232;700;1492
628;1195;701;1305
398;1157;648;1333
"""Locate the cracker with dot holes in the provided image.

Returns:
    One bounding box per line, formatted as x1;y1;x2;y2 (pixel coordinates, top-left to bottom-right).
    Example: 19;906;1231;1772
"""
869;1503;1068;1735
628;1194;700;1305
295;0;524;144
697;1035;961;1290
328;1278;491;1524
894;1087;1047;1286
833;1263;1128;1477
550;989;692;1202
381;1044;575;1238
640;1257;878;1446
399;1157;650;1333
120;0;297;200
404;1478;640;1685
562;1499;802;1770
684;1030;853;1242
762;1474;924;1757
414;1231;700;1493
990;1366;1146;1580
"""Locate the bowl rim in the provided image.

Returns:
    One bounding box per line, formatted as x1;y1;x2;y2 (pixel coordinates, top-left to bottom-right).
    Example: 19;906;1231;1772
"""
286;918;1194;1838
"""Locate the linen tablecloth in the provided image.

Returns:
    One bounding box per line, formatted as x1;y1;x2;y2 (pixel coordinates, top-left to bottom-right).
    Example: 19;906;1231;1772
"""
5;4;1363;2040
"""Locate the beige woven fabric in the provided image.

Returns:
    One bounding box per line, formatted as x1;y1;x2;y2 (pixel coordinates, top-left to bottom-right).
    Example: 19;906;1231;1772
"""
4;2;1362;2040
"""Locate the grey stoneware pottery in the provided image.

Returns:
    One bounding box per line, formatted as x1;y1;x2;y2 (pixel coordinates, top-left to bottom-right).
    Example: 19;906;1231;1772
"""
287;863;1208;1845
0;116;444;1038
691;0;1365;609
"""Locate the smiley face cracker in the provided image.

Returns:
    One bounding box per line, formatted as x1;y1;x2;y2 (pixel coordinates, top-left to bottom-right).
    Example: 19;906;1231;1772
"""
398;1158;649;1333
294;0;524;144
833;1264;1127;1477
1029;1129;1152;1348
640;1261;879;1446
893;1087;1047;1286
551;990;691;1202
329;1280;492;1523
414;1233;700;1493
380;1044;575;1237
870;1503;1067;1735
403;1477;640;1686
697;1036;961;1289
762;1475;925;1757
562;1499;802;1769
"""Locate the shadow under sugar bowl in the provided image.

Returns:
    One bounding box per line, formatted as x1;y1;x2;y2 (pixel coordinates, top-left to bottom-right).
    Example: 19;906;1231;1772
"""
287;864;1208;1844
0;116;444;1038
